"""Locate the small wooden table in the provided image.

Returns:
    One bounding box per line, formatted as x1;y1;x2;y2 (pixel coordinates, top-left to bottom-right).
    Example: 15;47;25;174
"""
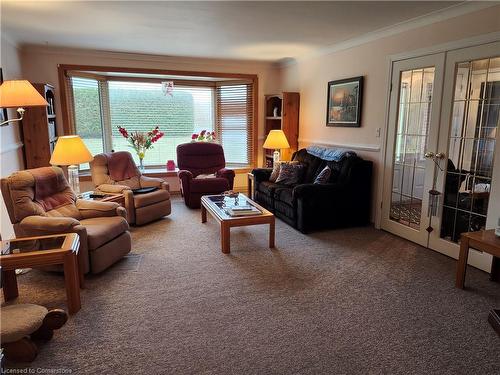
201;193;275;254
0;233;82;315
456;229;500;289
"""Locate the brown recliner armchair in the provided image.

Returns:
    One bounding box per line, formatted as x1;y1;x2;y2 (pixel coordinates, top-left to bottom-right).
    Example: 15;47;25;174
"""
90;151;171;225
0;167;131;274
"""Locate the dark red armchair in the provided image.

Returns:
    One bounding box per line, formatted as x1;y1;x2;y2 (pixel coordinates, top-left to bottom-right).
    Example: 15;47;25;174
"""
177;142;235;208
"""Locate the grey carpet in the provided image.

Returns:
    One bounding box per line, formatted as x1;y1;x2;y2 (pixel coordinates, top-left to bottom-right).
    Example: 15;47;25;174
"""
4;197;500;374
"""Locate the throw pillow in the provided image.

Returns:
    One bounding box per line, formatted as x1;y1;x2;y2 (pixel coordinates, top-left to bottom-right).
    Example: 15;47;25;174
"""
275;163;305;186
269;162;282;182
314;166;331;184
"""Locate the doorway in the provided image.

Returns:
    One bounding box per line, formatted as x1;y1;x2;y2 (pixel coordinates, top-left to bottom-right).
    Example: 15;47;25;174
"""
382;41;500;272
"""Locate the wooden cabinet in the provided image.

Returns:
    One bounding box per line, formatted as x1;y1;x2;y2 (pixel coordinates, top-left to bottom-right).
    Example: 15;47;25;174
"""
21;84;58;168
264;92;299;166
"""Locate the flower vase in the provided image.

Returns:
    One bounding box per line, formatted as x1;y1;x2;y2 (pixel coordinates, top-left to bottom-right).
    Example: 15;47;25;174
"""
138;157;145;171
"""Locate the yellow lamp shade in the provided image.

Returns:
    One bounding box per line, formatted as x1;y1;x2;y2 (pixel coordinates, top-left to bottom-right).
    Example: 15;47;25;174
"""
263;130;290;150
50;135;94;166
0;80;48;108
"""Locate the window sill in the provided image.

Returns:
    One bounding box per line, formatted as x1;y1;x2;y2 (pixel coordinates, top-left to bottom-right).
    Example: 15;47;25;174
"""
79;166;253;181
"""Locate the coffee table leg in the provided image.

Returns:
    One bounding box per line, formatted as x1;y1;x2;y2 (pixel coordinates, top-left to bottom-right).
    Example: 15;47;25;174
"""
201;205;207;223
64;252;81;315
221;224;230;254
456;236;469;289
269;217;275;249
2;270;19;301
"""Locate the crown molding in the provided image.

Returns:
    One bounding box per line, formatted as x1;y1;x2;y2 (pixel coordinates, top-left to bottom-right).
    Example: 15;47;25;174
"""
280;1;498;68
20;44;276;69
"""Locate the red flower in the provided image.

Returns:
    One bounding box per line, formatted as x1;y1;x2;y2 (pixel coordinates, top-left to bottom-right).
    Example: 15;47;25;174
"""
118;126;129;138
200;130;206;136
192;133;198;139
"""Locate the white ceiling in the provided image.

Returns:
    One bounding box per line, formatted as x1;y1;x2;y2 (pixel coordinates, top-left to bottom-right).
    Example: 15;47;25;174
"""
1;1;478;62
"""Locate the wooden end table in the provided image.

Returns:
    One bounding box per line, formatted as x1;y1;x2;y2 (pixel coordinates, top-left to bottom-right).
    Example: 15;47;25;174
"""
0;233;82;315
456;229;500;289
201;193;275;254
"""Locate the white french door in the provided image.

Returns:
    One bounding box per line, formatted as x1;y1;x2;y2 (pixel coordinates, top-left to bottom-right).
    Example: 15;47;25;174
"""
428;42;500;271
382;41;500;272
381;53;445;247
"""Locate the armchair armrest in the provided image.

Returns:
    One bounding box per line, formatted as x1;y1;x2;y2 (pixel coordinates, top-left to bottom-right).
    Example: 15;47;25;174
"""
140;175;169;191
216;168;235;189
252;168;272;185
96;184;131;194
19;216;81;234
76;199;125;219
178;170;193;181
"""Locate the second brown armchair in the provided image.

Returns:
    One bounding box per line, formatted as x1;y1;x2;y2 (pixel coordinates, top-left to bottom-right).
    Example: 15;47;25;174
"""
90;151;171;225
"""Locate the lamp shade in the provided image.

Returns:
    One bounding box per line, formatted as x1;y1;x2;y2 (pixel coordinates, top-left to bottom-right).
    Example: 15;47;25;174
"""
50;135;94;166
0;80;48;108
263;130;290;149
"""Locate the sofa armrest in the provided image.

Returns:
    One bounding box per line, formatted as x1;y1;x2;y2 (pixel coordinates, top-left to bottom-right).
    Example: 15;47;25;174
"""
96;184;131;194
216;168;235;189
19;216;81;234
252;168;272;185
76;199;123;219
140;175;168;190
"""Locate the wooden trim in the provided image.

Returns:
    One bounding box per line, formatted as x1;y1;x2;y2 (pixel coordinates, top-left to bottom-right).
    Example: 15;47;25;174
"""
79;166;252;182
57;64;258;80
252;76;259;168
57;64;72;135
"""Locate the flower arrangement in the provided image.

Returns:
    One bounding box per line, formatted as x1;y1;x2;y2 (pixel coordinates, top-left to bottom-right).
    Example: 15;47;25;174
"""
191;130;216;142
117;126;165;169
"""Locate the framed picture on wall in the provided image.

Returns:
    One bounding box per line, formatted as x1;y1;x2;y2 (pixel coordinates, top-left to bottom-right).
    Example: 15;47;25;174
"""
0;68;8;124
326;76;363;127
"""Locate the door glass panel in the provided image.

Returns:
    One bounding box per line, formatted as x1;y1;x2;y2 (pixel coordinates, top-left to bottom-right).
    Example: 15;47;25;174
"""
440;56;499;242
390;67;435;228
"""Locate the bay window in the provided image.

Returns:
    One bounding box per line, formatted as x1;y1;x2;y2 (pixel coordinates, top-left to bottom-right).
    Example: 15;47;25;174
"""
62;67;256;170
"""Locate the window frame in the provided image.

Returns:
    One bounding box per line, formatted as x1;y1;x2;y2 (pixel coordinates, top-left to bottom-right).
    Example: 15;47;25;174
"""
58;64;259;170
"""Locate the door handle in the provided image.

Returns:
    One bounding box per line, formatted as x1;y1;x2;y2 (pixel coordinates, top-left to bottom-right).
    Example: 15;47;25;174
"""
425;151;446;160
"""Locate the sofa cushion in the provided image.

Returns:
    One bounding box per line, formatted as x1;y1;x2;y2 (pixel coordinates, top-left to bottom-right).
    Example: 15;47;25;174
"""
257;181;280;197
133;189;170;208
80;216;129;250
276;163;305;186
274;187;294;206
292;149;323;183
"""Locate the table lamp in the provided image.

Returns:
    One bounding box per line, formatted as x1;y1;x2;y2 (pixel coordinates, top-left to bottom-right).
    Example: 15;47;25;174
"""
263;130;290;163
0;80;48;127
50;135;93;195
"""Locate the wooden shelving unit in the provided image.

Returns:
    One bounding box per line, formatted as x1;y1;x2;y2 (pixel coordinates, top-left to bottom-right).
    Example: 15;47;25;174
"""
263;92;299;167
21;83;58;168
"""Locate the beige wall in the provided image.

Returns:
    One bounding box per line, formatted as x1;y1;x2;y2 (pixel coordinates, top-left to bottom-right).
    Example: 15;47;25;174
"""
279;5;500;226
0;36;24;238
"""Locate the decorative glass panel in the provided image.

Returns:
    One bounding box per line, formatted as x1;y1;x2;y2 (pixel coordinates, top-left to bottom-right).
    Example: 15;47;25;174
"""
440;56;499;242
390;67;435;228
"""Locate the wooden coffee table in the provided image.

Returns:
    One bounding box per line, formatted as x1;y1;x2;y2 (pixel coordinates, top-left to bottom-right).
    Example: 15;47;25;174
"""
201;193;275;254
0;233;82;314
